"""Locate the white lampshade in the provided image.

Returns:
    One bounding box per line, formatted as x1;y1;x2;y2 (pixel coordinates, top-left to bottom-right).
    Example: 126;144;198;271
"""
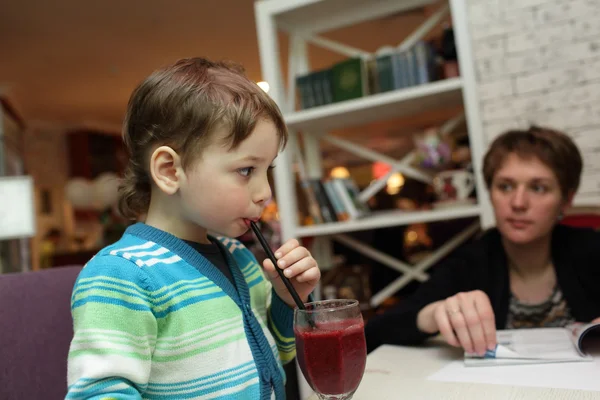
330;166;350;179
0;175;36;240
93;172;120;209
66;178;94;209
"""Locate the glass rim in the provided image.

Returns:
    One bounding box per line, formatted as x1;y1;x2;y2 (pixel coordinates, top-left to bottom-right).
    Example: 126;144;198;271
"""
295;299;359;314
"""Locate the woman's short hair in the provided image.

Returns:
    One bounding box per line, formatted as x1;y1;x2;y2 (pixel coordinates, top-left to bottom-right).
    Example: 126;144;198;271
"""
483;126;583;198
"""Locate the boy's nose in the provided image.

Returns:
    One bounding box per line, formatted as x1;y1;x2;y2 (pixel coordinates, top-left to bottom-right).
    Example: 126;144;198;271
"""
253;180;272;205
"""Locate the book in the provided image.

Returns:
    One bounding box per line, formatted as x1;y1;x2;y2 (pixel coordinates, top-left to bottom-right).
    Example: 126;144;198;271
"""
295;74;315;110
322;179;350;221
307;178;338;223
331;57;367;103
375;48;397;93
330;178;370;220
298;179;324;224
464;322;600;367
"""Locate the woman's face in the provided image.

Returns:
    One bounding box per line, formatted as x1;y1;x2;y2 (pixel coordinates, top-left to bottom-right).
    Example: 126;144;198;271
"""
490;153;570;245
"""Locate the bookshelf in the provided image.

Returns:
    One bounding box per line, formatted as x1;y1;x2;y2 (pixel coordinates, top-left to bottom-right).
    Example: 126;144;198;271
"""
255;1;487;397
285;77;463;131
259;0;441;33
255;0;489;302
295;204;481;238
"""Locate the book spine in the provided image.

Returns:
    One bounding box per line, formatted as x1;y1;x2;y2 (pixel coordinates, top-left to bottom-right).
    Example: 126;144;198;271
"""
332;178;360;220
342;178;371;216
308;179;337;223
299;180;323;224
323;179;349;221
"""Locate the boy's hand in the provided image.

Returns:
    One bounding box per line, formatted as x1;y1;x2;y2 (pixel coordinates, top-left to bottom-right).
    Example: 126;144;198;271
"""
262;238;321;308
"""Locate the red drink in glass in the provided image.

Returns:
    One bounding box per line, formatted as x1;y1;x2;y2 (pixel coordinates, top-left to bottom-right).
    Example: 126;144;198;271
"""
294;299;367;400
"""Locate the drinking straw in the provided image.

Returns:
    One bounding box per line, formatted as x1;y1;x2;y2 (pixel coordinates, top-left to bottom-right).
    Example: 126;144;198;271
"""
250;221;316;328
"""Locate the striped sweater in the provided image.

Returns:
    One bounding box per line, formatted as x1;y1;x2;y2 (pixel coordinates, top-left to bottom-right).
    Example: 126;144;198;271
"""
66;223;295;400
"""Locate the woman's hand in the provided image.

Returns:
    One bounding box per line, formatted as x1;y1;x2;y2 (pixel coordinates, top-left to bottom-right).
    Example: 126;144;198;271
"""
417;290;497;356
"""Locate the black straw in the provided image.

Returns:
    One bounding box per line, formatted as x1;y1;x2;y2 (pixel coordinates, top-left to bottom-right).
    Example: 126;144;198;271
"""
250;221;316;328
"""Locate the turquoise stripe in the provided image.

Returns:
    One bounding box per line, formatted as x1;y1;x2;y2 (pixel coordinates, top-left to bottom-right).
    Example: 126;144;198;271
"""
75;277;149;294
146;360;255;388
204;384;261;400
246;276;264;289
144;372;259;399
73;285;149;304
146;364;256;393
66;378;143;399
68;377;141;391
240;262;255;273
72;295;153;312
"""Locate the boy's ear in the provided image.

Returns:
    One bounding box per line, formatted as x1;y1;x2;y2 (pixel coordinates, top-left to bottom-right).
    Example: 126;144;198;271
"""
149;146;184;195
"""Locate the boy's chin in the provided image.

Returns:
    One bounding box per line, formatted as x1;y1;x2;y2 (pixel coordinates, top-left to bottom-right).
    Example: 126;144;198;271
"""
211;224;249;238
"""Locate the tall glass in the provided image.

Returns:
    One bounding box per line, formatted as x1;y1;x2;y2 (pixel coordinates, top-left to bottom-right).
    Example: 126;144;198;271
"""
294;299;367;400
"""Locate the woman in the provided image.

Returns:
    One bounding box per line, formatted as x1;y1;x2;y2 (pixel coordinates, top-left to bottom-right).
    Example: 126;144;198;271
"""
365;126;600;356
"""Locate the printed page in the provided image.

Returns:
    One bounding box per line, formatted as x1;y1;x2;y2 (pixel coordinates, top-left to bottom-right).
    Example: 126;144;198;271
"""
465;328;591;364
497;328;583;359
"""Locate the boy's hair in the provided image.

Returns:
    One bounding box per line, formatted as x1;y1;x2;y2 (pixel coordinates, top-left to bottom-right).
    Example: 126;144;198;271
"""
118;57;288;220
483;125;582;198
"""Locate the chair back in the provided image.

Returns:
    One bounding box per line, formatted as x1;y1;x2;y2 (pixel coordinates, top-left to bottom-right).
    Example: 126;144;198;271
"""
0;266;81;400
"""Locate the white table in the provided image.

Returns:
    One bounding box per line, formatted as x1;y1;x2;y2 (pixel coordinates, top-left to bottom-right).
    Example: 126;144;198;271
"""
306;341;600;400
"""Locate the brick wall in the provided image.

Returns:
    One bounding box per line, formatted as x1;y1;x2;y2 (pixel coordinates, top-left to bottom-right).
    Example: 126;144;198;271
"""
467;0;600;204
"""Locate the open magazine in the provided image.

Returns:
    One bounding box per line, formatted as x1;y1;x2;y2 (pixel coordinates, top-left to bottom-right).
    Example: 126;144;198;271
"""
464;322;600;367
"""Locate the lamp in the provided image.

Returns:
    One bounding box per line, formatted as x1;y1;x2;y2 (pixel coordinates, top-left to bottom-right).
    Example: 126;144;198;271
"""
65;172;120;210
0;175;36;240
386;172;405;195
330;166;350;179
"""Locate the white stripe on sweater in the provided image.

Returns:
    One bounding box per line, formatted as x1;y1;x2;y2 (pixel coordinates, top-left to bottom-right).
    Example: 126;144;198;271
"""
140;255;182;267
123;247;169;258
156;316;243;345
152;327;245;357
110;241;155;255
148;340;255;383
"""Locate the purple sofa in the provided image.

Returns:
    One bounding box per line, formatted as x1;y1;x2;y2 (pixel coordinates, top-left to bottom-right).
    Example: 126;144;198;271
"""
0;266;82;400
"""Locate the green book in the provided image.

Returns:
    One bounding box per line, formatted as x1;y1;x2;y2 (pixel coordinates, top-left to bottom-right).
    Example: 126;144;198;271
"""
331;57;366;103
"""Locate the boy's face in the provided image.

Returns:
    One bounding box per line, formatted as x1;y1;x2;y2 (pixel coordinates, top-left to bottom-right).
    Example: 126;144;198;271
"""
177;119;280;239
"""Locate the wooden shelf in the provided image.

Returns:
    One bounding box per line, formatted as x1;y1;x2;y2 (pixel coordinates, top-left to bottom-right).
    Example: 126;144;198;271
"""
260;0;440;34
294;203;481;237
284;78;463;132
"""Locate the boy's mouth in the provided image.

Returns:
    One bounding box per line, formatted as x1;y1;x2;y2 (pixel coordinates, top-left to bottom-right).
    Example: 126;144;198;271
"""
243;218;260;227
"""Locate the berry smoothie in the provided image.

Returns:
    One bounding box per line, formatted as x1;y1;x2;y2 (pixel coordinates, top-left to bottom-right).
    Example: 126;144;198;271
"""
295;318;367;396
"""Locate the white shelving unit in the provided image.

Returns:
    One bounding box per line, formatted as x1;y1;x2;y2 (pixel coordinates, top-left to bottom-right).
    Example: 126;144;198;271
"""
255;0;490;304
295;205;481;237
255;1;488;398
285;77;463;132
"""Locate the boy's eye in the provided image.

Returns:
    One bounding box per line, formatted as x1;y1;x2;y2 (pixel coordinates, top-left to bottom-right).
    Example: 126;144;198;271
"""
531;184;547;193
238;167;255;177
